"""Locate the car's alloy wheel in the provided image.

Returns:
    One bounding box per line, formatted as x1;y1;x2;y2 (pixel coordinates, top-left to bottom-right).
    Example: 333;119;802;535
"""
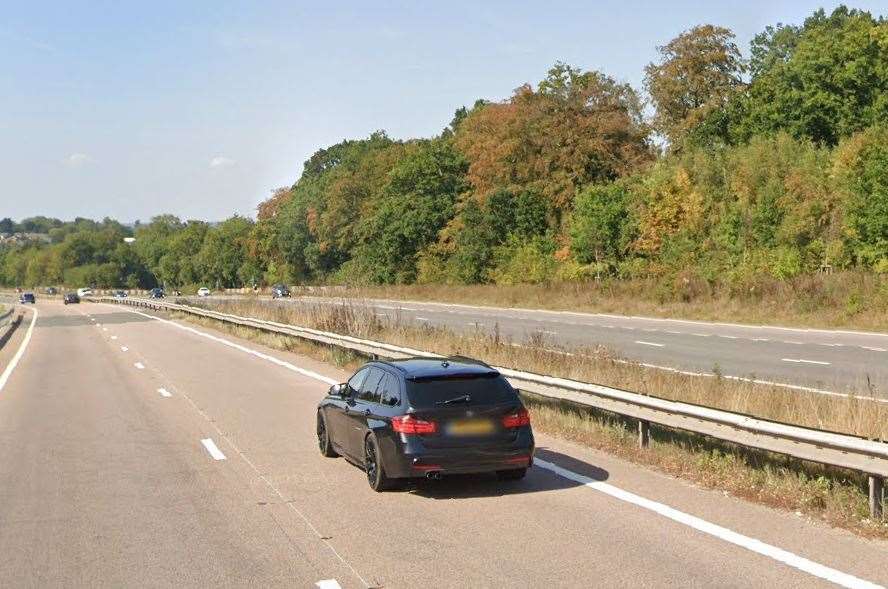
364;435;399;491
317;412;338;457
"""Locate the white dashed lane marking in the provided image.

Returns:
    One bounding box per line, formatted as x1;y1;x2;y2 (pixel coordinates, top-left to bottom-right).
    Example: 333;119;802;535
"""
158;388;172;398
134;362;145;370
781;358;831;366
200;438;226;460
635;341;665;348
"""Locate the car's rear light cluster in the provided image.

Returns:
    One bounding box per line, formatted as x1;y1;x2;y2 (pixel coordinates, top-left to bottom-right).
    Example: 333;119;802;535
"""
391;415;438;435
502;407;530;428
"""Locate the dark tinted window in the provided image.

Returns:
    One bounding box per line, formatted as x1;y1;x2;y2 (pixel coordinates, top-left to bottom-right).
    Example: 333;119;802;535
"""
357;368;384;403
406;375;517;408
379;373;401;407
347;368;369;396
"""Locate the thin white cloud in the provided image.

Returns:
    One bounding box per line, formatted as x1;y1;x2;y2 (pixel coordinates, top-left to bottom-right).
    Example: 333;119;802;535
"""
64;153;93;168
209;156;236;169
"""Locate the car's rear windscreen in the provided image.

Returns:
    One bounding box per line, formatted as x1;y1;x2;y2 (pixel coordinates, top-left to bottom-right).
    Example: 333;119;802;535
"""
406;375;517;408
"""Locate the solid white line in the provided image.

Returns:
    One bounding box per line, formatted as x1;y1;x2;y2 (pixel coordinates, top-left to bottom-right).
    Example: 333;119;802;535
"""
158;387;172;397
120;307;337;385
0;308;38;393
635;341;665;348
134;362;145;370
200;438;226;460
315;581;342;589
781;358;830;366
533;459;881;589
120;346;128;352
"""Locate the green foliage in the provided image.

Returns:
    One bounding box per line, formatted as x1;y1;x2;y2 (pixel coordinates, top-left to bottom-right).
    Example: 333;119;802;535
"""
488;235;558;285
571;183;634;265
733;7;888;145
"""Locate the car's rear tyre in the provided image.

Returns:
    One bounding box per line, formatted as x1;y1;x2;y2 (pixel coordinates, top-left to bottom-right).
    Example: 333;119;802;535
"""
317;411;338;458
496;468;527;481
364;434;401;492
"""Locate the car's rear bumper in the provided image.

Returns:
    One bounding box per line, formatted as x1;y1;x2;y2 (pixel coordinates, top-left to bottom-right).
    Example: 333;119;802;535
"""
382;429;535;478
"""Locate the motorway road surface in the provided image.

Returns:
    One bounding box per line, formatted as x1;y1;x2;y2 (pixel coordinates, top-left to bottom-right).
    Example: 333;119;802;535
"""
1;300;887;588
217;295;888;397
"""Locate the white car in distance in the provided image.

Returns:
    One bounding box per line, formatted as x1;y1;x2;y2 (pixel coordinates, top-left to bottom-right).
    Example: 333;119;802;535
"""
197;287;211;297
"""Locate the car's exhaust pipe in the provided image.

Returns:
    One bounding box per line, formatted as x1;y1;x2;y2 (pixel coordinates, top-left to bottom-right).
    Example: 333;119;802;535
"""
425;471;442;480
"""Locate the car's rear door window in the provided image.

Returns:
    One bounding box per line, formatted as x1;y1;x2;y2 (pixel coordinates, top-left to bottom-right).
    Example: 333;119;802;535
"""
379;373;401;407
357;368;384;403
406;375;517;409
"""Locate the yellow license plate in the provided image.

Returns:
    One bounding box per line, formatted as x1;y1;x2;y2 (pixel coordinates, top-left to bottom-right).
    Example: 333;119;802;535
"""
447;419;495;436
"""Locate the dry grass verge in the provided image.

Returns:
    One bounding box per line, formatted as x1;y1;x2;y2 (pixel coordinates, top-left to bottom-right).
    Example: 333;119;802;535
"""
170;301;888;538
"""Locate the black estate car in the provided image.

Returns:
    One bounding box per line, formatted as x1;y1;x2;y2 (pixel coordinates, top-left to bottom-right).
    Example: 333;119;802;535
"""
317;356;534;491
149;287;165;299
19;292;36;304
63;293;80;304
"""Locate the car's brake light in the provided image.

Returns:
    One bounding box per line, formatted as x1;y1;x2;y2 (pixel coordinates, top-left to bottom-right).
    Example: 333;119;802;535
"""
391;415;438;435
502;407;530;428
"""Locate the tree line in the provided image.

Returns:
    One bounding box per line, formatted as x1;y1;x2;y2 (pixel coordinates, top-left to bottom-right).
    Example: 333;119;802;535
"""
2;6;887;294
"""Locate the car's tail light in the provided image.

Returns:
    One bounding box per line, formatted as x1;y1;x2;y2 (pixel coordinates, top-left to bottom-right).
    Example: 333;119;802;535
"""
502;407;530;428
391;415;438;435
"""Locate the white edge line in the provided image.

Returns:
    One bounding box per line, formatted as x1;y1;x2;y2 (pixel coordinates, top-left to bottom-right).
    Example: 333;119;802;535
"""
533;459;881;589
120;307;337;386
0;308;38;393
117;301;884;588
200;438;226;460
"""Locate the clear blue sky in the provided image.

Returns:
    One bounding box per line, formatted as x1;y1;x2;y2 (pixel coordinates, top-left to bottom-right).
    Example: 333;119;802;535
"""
2;1;884;223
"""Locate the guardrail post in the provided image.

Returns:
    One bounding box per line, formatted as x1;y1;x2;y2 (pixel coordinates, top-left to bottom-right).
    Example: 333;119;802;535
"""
638;419;650;448
870;475;884;519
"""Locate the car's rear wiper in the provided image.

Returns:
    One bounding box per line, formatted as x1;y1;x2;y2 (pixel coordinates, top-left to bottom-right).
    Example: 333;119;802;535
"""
435;394;471;406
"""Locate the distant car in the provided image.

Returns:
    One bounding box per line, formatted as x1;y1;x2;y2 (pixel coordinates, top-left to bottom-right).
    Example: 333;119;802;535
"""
271;283;290;298
45;287;57;295
113;290;128;298
149;288;165;299
63;293;80;305
197;287;211;297
76;287;93;298
19;292;36;304
317;356;534;491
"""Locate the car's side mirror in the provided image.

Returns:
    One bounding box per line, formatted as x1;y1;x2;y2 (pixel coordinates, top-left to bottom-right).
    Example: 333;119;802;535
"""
329;383;348;398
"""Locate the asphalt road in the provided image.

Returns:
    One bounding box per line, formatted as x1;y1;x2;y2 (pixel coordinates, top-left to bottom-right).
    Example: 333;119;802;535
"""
1;299;887;588
216;295;888;397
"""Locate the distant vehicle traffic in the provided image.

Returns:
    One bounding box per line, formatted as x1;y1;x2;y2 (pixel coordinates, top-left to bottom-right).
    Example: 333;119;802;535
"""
149;288;165;299
197;287;211;297
113;290;128;298
317;356;534;491
19;292;36;304
271;283;290;298
63;293;80;305
45;287;57;295
76;287;93;298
